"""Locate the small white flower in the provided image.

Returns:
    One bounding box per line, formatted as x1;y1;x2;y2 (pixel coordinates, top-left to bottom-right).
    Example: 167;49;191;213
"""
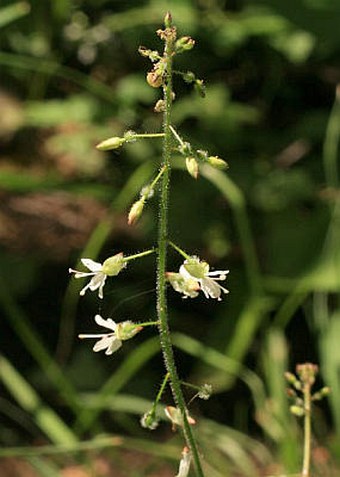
166;272;200;299
69;258;107;299
69;253;126;299
79;314;122;355
180;256;229;301
78;314;142;355
175;447;192;477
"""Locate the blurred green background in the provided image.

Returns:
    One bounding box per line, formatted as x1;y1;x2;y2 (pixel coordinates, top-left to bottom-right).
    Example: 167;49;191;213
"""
1;0;340;475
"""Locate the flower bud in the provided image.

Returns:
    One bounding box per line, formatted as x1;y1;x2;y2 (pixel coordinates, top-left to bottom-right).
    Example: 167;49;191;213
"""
164;11;172;28
102;253;126;276
198;383;213;400
290;405;305;417
128;199;145;225
185;157;199;179
296;363;318;386
154;99;166;113
312;386;331;401
207;156;228;170
96;136;126;151
194;79;206;98
165;406;196;431
116;321;143;341
138;46;159;62
175;36;195;53
140;410;159;430
182;71;195;84
146;70;163;88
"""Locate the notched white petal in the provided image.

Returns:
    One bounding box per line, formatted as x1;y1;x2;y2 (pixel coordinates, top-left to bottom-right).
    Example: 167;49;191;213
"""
94;314;117;331
81;258;103;272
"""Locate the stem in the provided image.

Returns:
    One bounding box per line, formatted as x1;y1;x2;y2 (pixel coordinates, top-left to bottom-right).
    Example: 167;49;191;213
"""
125;249;155;262
132;133;165;139
302;383;312;477
156;17;205;477
169;241;192;260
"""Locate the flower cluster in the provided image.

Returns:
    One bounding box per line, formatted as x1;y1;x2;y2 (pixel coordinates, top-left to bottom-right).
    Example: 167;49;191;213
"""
69;251;156;355
167;256;229;301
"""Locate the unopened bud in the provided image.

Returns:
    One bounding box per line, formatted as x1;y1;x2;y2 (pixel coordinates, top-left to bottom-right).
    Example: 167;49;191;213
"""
96;136;126;151
128;199;145;225
207;156;228;170
198;383;213;400
102;253;126;276
154;99;166;113
296;363;318;386
312;386;331;401
185;157;199;179
290;405;305;417
164;11;172;28
183;71;196;83
175;36;195;53
147;70;163;88
138;46;159;62
284;371;302;391
165;406;196;431
140;410;159;430
194;79;206;98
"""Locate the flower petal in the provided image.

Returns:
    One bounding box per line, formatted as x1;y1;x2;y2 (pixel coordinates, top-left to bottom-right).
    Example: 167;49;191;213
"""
94;314;117;331
93;335;114;353
88;272;107;292
81;258;103;272
105;338;122;355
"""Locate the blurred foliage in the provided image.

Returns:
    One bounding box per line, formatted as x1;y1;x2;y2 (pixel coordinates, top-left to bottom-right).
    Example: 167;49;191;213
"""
1;0;340;476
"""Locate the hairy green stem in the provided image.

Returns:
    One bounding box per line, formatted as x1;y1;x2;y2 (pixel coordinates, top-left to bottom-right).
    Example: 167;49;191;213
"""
156;16;205;477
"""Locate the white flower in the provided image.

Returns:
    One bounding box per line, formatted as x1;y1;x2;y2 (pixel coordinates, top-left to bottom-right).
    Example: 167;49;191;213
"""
166;272;200;299
175;447;192;477
78;314;142;355
69;253;126;299
180;256;229;301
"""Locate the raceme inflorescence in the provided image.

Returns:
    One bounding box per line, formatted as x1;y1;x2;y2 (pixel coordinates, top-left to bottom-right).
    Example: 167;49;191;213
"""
69;12;228;477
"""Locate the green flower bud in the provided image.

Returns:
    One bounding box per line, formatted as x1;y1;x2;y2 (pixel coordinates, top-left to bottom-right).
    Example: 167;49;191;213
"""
102;253;126;276
183;71;196;84
194;79;206;98
140;410;159;430
284;371;302;390
164;11;172;28
185;157;199;179
207;156;228;170
175;36;195;53
312;386;331;401
128;199;145;225
290;405;305;417
138;46;160;62
96;136;126;151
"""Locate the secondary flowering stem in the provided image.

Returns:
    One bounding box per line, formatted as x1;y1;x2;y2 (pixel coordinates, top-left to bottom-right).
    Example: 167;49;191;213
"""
156;13;205;477
124;249;155;262
169;241;192;260
302;376;312;477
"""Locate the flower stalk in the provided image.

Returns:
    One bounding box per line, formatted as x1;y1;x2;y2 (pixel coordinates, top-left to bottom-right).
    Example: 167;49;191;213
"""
156;12;205;477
